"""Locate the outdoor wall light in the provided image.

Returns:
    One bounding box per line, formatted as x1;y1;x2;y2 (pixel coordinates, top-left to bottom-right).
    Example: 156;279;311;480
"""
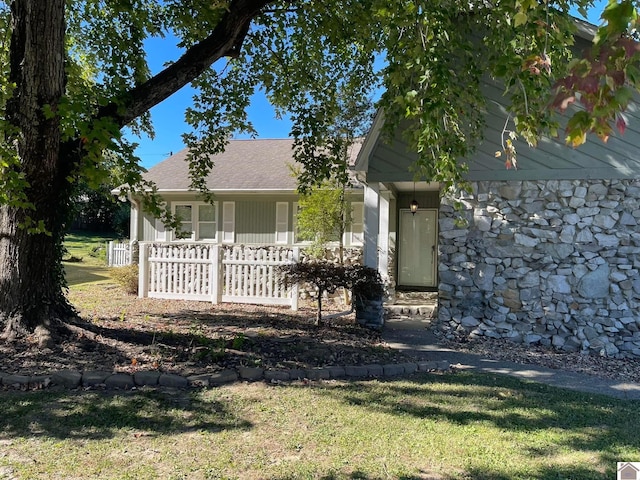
410;182;419;215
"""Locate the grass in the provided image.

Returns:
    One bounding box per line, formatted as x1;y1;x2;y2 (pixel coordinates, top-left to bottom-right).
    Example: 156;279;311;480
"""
1;373;639;479
28;231;638;478
63;230;119;286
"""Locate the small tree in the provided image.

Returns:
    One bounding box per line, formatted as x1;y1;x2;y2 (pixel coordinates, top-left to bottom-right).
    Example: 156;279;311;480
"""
280;262;384;327
280;262;349;326
296;178;351;263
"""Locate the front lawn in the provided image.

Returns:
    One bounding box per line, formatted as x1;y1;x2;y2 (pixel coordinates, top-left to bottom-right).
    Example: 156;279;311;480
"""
0;373;637;479
63;230;119;286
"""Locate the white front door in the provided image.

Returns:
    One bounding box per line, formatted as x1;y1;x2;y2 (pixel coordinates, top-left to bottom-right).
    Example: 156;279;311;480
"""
398;209;438;287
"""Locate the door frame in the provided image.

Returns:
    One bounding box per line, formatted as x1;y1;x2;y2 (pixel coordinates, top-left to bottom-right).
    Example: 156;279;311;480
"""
396;207;439;289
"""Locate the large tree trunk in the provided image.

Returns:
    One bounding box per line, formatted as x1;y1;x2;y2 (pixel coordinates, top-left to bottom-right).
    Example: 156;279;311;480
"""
0;0;73;343
0;0;271;342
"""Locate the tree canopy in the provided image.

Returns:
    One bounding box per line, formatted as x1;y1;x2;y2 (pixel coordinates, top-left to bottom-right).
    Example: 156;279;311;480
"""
1;0;639;337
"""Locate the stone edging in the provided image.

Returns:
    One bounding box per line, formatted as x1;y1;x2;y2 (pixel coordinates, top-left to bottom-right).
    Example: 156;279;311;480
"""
0;360;452;391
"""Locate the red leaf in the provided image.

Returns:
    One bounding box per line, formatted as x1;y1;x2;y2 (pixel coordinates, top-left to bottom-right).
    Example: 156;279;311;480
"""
611;70;625;86
617;115;627;135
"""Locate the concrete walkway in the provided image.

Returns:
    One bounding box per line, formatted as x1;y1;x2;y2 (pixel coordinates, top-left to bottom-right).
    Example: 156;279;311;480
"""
382;315;640;400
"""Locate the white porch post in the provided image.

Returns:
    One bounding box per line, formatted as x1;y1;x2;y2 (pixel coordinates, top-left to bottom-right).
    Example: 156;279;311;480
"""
210;245;221;304
363;183;380;269
290;247;299;311
130;198;140;242
138;242;149;298
378;191;390;281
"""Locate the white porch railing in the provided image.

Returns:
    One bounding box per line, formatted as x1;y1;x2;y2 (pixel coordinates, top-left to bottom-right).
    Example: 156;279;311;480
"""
222;245;298;308
138;243;299;309
107;241;131;267
140;243;219;301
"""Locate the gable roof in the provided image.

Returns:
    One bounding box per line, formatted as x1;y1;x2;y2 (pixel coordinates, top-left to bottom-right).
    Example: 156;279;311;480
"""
143;139;298;192
142;138;362;192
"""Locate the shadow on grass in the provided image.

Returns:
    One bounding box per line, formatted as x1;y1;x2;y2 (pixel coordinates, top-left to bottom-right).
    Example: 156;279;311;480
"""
64;263;112;286
0;388;251;440
273;463;610;480
293;372;637;480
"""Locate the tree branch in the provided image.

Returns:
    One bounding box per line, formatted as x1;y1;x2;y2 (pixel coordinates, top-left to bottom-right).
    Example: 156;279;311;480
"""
97;0;274;129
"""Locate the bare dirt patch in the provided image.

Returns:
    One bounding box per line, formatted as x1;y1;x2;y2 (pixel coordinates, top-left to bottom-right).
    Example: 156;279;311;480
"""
0;283;412;377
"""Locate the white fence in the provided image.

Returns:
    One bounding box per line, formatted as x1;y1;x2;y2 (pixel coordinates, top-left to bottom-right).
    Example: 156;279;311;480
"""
222;245;298;307
138;243;299;309
107;241;131;267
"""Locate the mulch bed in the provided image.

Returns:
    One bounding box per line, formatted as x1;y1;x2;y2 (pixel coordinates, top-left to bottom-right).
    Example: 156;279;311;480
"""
3;282;640;384
0;285;413;377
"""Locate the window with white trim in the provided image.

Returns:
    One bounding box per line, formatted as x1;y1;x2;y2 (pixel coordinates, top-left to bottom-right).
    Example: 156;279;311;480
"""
350;202;364;245
275;202;289;244
222;202;235;243
198;204;217;240
171;202;217;241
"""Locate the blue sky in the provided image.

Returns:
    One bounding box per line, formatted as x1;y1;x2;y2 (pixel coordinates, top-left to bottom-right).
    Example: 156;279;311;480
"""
127;36;294;169
128;3;605;170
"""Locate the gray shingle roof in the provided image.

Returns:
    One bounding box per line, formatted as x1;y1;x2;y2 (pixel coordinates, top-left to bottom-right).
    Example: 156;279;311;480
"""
142;138;362;192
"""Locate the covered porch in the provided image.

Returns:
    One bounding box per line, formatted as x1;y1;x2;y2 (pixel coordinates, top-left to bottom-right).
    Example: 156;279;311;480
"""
353;113;442;307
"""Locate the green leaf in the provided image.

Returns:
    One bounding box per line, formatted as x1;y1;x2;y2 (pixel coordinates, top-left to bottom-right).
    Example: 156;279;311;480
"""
514;12;528;28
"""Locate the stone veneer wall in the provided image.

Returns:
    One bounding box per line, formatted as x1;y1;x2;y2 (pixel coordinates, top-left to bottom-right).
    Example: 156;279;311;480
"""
438;179;640;358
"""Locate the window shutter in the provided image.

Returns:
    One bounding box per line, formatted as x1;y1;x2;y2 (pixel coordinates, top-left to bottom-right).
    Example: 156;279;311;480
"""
275;202;288;244
222;202;235;243
350;202;364;245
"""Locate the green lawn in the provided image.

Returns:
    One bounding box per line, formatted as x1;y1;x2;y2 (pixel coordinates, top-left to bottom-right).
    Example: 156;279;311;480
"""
1;373;638;479
42;231;640;479
63;231;120;286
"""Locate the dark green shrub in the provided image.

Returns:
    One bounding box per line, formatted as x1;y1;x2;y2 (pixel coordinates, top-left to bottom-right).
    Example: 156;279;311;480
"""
279;262;384;325
347;265;384;301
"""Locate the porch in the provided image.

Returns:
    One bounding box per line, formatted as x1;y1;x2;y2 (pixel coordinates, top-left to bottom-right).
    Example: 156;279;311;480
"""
108;240;436;320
